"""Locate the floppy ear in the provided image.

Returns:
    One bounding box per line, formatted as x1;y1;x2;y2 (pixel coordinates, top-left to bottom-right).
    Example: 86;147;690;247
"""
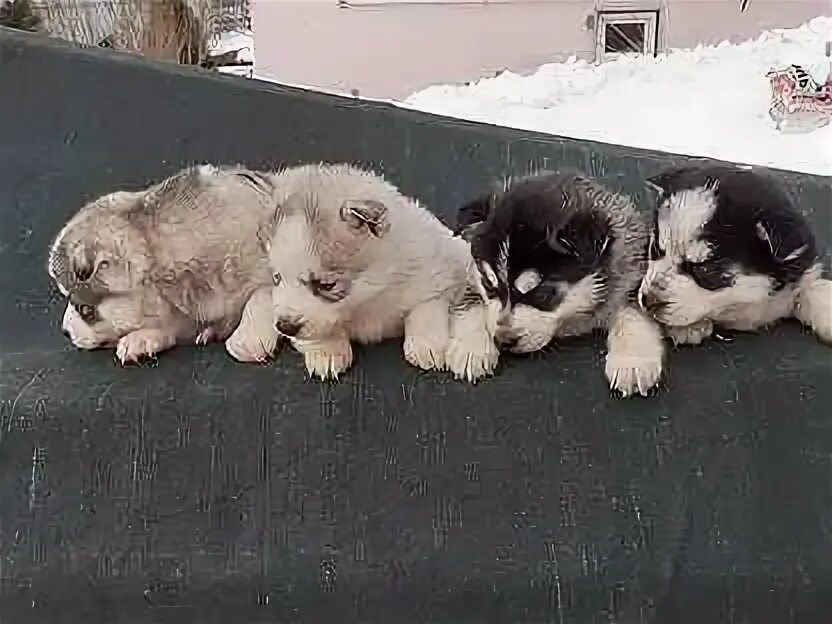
69;242;98;283
645;172;671;194
477;259;500;295
755;218;809;263
340;199;390;237
546;227;578;256
256;205;282;253
47;240;97;292
456;194;496;232
545;189;579;258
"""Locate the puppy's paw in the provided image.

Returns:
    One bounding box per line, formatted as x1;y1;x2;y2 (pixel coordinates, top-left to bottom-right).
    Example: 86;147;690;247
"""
664;319;713;346
403;300;451;372
225;325;278;364
225;287;280;363
301;339;354;381
604;343;664;398
445;332;499;383
796;274;832;344
116;329;175;365
605;307;665;398
403;333;447;372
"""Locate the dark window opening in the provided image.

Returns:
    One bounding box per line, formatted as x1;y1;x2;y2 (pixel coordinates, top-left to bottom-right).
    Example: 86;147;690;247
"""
604;22;646;54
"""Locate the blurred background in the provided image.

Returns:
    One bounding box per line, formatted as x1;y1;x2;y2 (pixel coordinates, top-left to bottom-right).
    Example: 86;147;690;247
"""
3;0;829;175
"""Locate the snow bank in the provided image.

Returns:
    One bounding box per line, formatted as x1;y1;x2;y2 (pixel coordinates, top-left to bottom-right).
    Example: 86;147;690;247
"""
215;30;254;78
403;16;832;177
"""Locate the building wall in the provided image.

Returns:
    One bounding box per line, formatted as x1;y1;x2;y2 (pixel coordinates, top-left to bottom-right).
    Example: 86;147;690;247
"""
251;0;829;100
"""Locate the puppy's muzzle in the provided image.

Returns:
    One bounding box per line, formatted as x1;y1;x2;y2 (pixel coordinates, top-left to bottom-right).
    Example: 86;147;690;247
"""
494;326;521;351
496;333;520;351
275;317;303;338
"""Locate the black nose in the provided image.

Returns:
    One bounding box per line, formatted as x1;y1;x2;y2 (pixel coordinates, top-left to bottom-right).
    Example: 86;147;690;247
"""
275;318;302;337
61;328;71;339
496;333;520;350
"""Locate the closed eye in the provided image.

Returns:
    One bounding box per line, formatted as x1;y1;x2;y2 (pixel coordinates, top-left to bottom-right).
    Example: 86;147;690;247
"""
75;303;97;323
680;260;734;291
308;276;348;302
312;278;336;292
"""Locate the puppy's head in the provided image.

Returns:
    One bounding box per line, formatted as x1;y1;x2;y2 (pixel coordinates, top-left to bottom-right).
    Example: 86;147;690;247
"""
459;173;614;353
49;191;153;349
496;205;614;353
269;165;395;340
638;166;817;327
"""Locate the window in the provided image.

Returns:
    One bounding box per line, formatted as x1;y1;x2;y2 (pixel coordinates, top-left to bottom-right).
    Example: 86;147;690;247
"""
595;11;658;62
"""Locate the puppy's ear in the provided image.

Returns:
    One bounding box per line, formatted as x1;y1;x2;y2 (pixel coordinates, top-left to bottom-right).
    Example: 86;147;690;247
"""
755;218;809;264
48;240;98;290
457;194;496;232
546;227;578;257
478;260;500;295
70;243;100;283
340;199;390;237
256;205;282;253
645;173;671;194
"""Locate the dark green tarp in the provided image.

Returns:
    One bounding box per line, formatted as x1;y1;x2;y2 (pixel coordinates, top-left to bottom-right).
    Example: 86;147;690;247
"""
0;28;831;624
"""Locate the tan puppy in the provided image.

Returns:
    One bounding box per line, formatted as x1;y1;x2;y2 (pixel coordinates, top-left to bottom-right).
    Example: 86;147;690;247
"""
48;164;281;364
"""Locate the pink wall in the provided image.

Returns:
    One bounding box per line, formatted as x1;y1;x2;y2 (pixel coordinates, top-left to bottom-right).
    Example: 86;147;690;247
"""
251;0;829;101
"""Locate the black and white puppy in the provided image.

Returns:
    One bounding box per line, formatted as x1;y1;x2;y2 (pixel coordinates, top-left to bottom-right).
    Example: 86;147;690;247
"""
639;164;831;345
457;171;665;398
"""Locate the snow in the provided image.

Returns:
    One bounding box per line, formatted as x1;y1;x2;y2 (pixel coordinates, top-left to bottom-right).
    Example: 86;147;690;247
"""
214;30;254;78
403;16;832;177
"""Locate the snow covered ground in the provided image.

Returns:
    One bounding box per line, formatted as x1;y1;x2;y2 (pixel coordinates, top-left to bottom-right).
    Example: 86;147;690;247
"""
214;29;254;78
403;16;832;177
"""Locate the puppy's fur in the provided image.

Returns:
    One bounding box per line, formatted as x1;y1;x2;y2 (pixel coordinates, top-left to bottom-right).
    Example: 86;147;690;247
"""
48;164;281;364
639;164;832;345
259;162;499;382
457;171;665;398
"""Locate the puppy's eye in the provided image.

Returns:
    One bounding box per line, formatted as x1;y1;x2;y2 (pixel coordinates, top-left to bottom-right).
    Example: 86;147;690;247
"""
272;273;282;286
74;267;94;282
313;279;337;292
681;260;734;291
308;277;347;302
76;304;96;323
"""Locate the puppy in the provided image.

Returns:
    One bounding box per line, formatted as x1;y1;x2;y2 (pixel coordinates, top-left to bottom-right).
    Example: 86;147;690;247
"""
639;164;832;345
457;171;665;398
260;162;499;382
48;164;282;364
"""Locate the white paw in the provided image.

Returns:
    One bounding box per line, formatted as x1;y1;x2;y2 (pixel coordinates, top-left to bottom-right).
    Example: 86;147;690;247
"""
795;272;832;344
403;333;447;372
224;325;278;363
445;332;499;384
815;317;832;345
664;319;713;346
604;345;664;398
301;340;354;381
116;330;172;365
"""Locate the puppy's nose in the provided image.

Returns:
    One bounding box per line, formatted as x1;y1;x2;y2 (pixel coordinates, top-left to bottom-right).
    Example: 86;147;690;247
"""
500;335;520;350
275;318;302;337
495;332;520;351
61;327;71;339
